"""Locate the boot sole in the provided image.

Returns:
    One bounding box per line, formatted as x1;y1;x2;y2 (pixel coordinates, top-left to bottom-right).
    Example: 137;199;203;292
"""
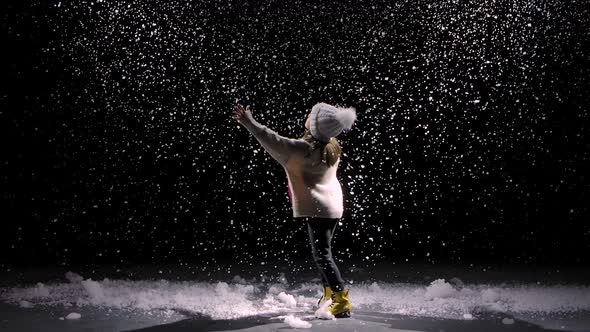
334;311;351;318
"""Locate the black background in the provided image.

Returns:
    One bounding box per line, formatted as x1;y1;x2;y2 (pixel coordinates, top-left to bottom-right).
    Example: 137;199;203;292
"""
2;0;589;270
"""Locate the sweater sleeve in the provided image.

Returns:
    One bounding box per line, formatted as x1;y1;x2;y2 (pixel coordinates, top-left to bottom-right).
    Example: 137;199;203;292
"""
240;117;306;166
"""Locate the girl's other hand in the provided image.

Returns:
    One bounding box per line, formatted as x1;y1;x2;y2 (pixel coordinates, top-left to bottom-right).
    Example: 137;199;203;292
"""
232;103;254;124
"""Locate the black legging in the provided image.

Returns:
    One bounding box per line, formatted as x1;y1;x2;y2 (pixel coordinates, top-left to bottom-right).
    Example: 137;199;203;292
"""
301;216;345;292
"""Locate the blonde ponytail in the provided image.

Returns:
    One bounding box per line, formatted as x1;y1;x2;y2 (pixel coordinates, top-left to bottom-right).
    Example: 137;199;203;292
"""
302;129;342;166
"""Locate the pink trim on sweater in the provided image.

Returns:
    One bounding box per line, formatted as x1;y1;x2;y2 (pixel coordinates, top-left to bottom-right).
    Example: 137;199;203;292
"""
287;182;293;205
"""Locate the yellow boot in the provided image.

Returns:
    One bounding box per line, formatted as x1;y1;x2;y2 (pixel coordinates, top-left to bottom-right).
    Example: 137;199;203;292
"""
317;286;332;308
327;289;352;318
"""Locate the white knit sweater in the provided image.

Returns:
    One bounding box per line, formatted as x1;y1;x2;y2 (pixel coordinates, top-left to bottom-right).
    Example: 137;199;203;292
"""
240;117;344;219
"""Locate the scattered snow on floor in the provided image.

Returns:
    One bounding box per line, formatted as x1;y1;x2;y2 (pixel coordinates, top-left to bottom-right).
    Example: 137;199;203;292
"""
1;273;589;320
283;315;312;329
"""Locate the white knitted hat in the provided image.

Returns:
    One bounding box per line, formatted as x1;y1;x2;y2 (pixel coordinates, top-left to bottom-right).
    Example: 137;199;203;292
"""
309;102;357;143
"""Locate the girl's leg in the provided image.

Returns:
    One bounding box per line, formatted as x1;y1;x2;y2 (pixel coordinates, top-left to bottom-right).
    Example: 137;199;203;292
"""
321;275;330;289
306;218;345;292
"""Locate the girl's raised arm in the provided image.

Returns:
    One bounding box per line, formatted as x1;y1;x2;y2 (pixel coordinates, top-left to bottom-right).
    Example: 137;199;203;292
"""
233;103;307;166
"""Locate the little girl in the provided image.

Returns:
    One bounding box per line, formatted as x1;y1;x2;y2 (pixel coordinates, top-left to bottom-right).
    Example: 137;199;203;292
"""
232;101;357;318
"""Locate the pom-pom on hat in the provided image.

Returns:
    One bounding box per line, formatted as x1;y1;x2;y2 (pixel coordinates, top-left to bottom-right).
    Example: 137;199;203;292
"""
309;102;357;143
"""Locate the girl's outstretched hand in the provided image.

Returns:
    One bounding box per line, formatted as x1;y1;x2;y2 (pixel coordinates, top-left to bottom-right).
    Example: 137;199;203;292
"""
232;103;254;125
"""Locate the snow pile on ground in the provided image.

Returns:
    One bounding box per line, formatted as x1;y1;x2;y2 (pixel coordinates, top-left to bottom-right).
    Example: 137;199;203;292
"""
231;275;249;284
481;288;500;302
314;300;335;320
424;279;457;299
502;317;515;324
65;312;81;320
19;300;34;308
1;271;590;320
277;292;297;307
29;283;50;298
65;271;84;283
283;315;312;328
